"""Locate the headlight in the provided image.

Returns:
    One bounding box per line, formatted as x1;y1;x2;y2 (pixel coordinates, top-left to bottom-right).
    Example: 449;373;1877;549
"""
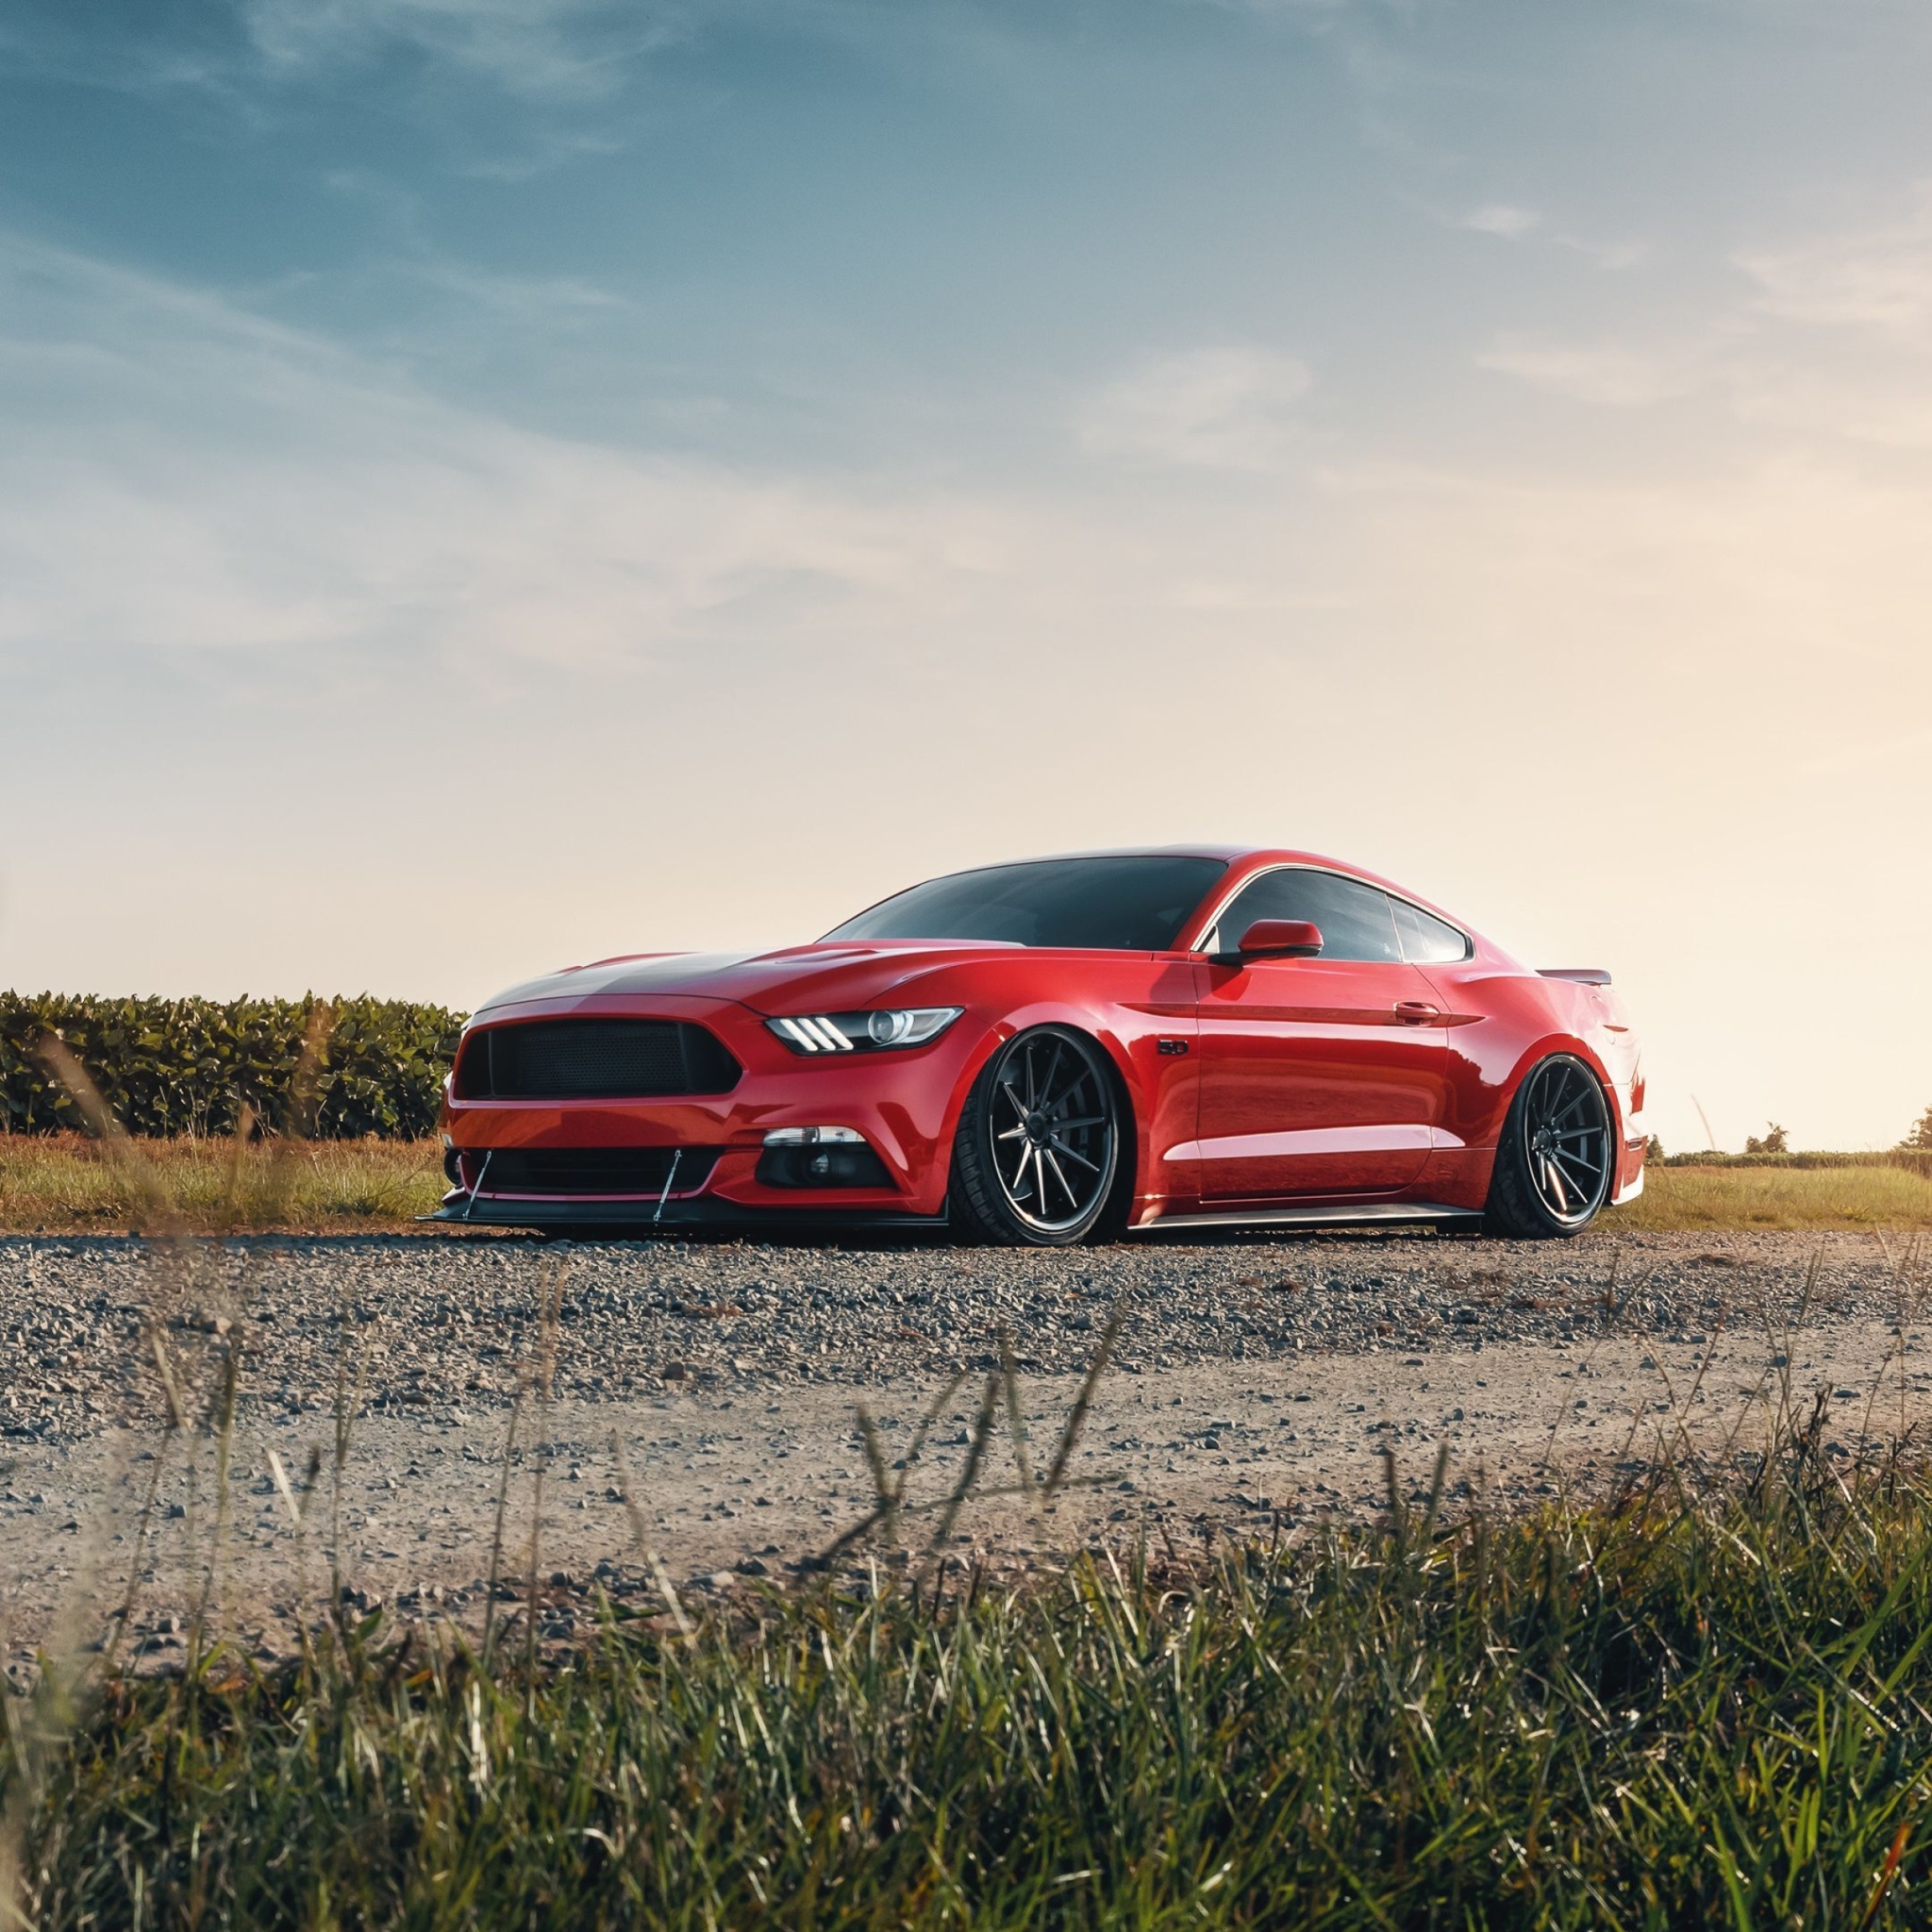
767;1007;963;1055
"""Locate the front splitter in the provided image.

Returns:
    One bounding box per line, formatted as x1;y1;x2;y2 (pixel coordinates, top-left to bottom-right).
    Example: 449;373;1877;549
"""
421;1191;949;1235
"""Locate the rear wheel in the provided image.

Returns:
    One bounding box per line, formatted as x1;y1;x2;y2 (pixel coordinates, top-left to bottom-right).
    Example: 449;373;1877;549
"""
949;1026;1124;1246
1484;1053;1614;1239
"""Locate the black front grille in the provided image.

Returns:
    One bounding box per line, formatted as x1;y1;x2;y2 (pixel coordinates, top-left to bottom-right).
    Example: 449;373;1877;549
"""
456;1021;740;1100
472;1147;722;1196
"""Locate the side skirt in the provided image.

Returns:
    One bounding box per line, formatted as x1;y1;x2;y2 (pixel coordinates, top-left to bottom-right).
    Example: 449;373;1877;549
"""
1139;1201;1483;1234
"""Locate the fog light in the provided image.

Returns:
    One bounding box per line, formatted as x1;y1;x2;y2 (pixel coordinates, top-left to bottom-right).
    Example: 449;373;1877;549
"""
757;1126;892;1190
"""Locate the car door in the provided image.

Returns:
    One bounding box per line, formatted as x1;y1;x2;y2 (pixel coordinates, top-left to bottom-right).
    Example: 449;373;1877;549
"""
1193;868;1450;1201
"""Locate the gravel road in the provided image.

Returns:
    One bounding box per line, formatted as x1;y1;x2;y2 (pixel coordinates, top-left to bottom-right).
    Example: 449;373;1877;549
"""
5;1226;1928;1669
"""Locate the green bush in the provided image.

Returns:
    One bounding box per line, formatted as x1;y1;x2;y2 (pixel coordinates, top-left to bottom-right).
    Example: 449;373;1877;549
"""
0;992;464;1140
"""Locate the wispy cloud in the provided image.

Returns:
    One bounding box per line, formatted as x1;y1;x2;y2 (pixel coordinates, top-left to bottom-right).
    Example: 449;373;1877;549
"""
0;0;698;122
0;231;984;684
1079;346;1313;470
1724;360;1932;450
1461;203;1539;239
1737;187;1932;344
237;0;691;100
1476;336;1698;408
1481;191;1932;435
1553;232;1647;272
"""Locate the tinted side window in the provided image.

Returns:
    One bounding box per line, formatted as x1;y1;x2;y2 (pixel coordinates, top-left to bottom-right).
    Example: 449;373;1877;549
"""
1211;870;1402;963
1391;897;1472;964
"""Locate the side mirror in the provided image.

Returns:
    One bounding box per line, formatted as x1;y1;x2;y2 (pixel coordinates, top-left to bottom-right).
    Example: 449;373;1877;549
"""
1233;919;1324;961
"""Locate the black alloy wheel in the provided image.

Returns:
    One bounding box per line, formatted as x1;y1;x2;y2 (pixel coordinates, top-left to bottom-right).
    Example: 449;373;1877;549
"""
1484;1053;1614;1239
950;1026;1124;1245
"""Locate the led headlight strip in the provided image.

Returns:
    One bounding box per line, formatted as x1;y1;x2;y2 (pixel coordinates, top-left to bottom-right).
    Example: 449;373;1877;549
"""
767;1007;963;1055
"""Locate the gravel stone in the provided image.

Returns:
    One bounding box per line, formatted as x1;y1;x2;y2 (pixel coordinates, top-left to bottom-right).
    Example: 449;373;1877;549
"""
3;1227;1927;1662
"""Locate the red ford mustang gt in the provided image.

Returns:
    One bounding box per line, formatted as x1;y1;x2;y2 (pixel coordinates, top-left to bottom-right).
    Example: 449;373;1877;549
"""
434;848;1646;1243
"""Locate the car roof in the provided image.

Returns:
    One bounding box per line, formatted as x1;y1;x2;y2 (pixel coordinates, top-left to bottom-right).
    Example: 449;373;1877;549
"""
950;844;1366;872
941;844;1285;864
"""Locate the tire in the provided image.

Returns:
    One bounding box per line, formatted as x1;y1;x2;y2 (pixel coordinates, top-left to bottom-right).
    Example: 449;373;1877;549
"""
948;1025;1127;1246
1483;1053;1615;1240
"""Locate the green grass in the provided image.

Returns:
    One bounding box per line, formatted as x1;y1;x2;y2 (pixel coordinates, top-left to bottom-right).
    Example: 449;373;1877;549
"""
11;1436;1932;1928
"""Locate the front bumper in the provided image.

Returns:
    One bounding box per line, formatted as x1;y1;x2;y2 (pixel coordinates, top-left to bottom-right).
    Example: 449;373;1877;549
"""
438;991;977;1228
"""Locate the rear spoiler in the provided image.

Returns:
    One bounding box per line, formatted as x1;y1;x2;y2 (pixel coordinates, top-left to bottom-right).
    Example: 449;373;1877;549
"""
1539;967;1612;987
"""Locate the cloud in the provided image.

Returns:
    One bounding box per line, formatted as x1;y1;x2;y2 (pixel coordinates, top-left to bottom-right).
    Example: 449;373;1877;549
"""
236;0;690;99
1475;336;1699;408
0;231;997;684
1450;202;1647;268
1461;203;1539;239
1481;194;1932;435
0;0;698;110
1079;346;1313;470
1553;232;1647;272
1736;187;1932;345
1724;360;1932;450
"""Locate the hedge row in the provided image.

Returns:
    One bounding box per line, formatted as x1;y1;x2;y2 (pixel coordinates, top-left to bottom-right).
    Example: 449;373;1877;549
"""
1;993;465;1140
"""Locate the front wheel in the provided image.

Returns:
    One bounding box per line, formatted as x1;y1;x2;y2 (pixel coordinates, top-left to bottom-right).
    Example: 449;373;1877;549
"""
949;1026;1124;1246
1483;1053;1614;1239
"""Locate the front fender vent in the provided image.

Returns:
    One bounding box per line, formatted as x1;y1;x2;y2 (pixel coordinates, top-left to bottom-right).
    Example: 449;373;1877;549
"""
455;1021;741;1100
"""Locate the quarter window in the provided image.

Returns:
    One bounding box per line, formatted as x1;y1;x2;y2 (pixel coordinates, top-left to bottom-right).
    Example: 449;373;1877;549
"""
1391;897;1473;964
1208;869;1403;963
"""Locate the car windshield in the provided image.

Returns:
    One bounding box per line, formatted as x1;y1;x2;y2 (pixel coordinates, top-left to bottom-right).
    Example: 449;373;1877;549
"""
824;855;1227;951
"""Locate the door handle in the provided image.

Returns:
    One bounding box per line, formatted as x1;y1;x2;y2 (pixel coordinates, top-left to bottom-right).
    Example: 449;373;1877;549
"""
1394;1001;1441;1024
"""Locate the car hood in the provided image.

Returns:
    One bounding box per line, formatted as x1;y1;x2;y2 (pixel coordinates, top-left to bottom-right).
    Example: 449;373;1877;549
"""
470;941;1027;1021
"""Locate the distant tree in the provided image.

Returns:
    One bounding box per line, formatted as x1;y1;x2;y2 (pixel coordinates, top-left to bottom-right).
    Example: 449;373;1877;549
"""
1744;1124;1790;1155
1645;1135;1665;1161
1904;1106;1932;1152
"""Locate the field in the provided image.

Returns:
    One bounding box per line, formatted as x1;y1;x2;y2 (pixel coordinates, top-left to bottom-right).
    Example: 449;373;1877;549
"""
5;1132;1932;1233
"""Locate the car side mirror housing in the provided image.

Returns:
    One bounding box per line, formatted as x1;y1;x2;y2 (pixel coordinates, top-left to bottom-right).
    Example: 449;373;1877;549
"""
1232;919;1324;961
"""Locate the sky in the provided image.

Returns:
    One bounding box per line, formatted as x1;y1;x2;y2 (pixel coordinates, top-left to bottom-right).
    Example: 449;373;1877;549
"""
2;0;1929;1153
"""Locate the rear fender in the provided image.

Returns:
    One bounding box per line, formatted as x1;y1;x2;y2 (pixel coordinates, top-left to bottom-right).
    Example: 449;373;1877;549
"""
1500;1034;1639;1204
1497;1035;1624;1138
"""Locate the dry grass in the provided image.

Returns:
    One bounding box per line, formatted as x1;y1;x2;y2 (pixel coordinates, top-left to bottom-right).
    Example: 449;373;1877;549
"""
6;1134;1932;1236
1609;1161;1932;1232
0;1131;446;1233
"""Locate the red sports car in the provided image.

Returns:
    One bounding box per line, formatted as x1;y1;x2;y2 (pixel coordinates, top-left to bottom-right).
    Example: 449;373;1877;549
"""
435;848;1646;1243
